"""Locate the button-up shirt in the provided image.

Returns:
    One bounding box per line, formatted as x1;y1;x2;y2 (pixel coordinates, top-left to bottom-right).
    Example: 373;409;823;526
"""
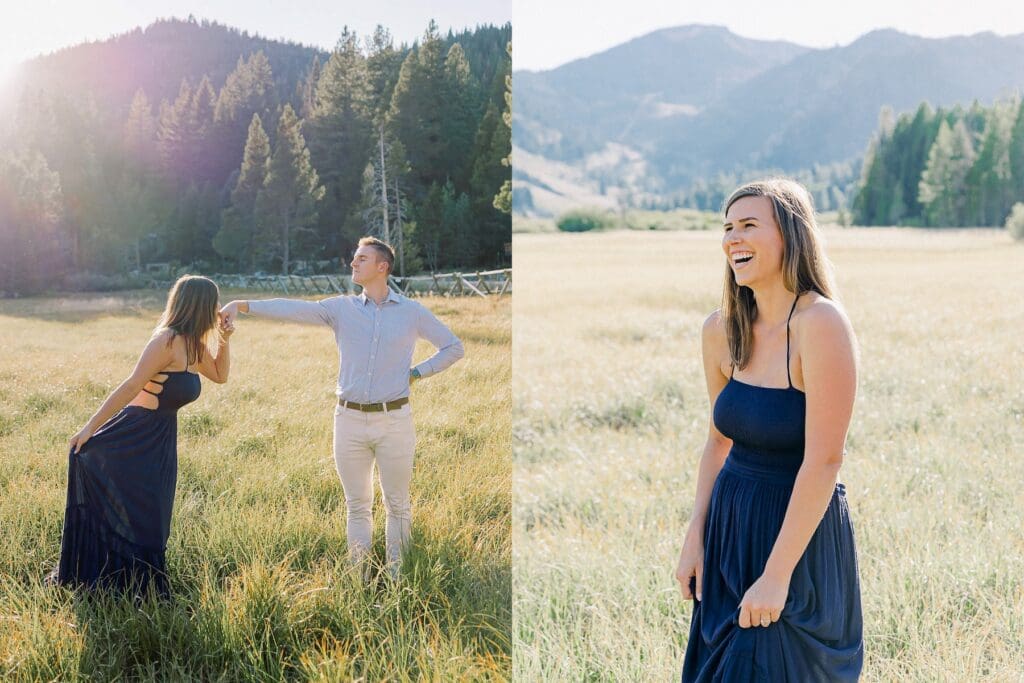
247;289;464;403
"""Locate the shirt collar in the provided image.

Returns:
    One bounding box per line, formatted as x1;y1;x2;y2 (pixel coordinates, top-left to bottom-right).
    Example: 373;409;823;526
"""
358;288;400;306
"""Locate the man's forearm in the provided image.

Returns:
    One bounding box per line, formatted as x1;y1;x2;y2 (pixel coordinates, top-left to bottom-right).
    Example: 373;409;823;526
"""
413;339;465;378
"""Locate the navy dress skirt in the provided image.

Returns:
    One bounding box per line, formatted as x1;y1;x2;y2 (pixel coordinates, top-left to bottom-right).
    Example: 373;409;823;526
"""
682;300;863;682
51;369;201;597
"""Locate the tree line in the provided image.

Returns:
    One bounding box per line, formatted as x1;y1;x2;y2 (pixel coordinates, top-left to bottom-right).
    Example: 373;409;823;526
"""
0;18;511;295
853;99;1024;227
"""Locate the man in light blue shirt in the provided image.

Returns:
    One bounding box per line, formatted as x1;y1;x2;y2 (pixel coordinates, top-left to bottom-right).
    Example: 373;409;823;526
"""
220;237;464;579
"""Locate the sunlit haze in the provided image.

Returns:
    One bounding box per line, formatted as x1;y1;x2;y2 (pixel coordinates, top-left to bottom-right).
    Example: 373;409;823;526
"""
515;0;1024;71
0;0;510;79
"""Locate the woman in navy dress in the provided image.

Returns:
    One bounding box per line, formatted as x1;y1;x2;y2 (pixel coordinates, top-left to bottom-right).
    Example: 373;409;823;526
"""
676;179;863;681
48;275;233;597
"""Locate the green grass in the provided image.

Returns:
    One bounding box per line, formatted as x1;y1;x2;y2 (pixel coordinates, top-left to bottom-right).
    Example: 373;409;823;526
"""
513;227;1024;681
0;291;510;681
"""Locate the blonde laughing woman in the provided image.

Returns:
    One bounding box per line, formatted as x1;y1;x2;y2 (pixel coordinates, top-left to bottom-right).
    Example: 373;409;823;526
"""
676;179;863;681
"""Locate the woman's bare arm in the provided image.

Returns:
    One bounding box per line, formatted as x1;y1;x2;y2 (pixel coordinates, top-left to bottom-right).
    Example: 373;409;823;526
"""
763;302;857;578
196;319;231;384
685;311;735;542
677;311;734;600
70;330;176;452
737;301;857;628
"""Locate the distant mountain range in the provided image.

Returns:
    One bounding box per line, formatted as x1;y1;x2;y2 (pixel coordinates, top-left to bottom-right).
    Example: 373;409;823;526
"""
513;25;1024;216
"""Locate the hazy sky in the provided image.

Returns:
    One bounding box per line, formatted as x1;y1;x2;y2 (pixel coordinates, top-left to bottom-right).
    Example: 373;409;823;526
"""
0;0;510;82
515;0;1024;71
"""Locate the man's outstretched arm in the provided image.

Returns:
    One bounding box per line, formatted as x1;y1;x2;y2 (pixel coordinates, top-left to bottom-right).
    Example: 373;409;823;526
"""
411;303;465;378
221;298;338;328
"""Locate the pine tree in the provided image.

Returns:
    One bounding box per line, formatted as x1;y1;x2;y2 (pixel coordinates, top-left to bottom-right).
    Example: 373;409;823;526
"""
389;21;448;199
0;150;64;294
898;102;935;223
365;26;403;121
124;89;158;173
165;181;220;264
157;79;196;188
214;113;270;270
416;182;444;272
112;96;166;269
441;43;478;190
24;91;103;270
852;131;890;225
441;181;474;268
362;25;405;251
493;41;512;215
191;75;218;184
306;28;373;257
213;52;279;187
256;105;324;274
1008;100;1024;207
964;105;1012;226
469;101;511;264
919;119;976;226
361;136;411;246
296;55;322;119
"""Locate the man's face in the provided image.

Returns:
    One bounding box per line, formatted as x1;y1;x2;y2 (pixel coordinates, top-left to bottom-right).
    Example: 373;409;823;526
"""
349;246;384;285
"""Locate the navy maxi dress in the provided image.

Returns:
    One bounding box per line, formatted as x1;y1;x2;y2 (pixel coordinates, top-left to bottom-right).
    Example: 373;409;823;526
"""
682;297;863;682
51;368;201;597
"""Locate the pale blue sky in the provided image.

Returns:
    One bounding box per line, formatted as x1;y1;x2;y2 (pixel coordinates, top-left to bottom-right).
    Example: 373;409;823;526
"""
515;0;1024;71
0;0;510;83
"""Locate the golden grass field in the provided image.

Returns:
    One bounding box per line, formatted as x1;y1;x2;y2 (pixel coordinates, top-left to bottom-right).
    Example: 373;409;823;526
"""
0;291;510;681
513;226;1024;681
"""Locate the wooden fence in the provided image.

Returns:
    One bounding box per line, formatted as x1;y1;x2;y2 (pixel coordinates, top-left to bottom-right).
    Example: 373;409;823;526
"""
147;269;511;298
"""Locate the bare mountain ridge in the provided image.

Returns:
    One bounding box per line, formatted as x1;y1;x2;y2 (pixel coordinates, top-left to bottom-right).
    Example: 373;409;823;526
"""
514;26;1024;216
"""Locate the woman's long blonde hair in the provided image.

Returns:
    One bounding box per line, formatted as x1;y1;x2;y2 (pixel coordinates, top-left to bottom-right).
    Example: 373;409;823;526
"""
155;275;221;366
722;178;838;370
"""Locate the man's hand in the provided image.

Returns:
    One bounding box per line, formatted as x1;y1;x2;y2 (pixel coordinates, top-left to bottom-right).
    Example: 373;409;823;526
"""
409;368;421;383
219;300;248;327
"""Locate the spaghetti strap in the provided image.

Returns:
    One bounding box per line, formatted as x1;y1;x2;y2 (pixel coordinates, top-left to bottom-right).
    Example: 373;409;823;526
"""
785;293;799;389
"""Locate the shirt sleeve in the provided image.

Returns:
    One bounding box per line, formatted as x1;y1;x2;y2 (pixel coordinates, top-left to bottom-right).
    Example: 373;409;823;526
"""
246;297;340;328
411;302;465;378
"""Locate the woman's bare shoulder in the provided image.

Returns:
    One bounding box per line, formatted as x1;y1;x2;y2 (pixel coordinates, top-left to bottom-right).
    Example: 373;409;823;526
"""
793;295;855;357
795;294;851;330
147;327;186;364
149;327;177;346
702;308;729;347
702;308;726;335
702;309;731;373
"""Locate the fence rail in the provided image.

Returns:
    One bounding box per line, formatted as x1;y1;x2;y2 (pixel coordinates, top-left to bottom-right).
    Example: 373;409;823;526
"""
147;269;511;298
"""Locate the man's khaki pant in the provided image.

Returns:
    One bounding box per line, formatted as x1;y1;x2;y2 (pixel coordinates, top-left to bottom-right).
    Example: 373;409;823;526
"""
333;402;416;571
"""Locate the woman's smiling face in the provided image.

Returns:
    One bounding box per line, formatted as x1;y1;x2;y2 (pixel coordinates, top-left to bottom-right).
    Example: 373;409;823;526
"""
722;195;785;287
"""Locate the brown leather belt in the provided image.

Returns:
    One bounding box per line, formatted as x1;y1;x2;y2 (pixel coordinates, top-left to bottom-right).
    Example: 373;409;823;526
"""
338;397;409;412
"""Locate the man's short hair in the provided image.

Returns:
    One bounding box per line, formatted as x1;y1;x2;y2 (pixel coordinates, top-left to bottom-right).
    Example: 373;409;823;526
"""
357;236;395;275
